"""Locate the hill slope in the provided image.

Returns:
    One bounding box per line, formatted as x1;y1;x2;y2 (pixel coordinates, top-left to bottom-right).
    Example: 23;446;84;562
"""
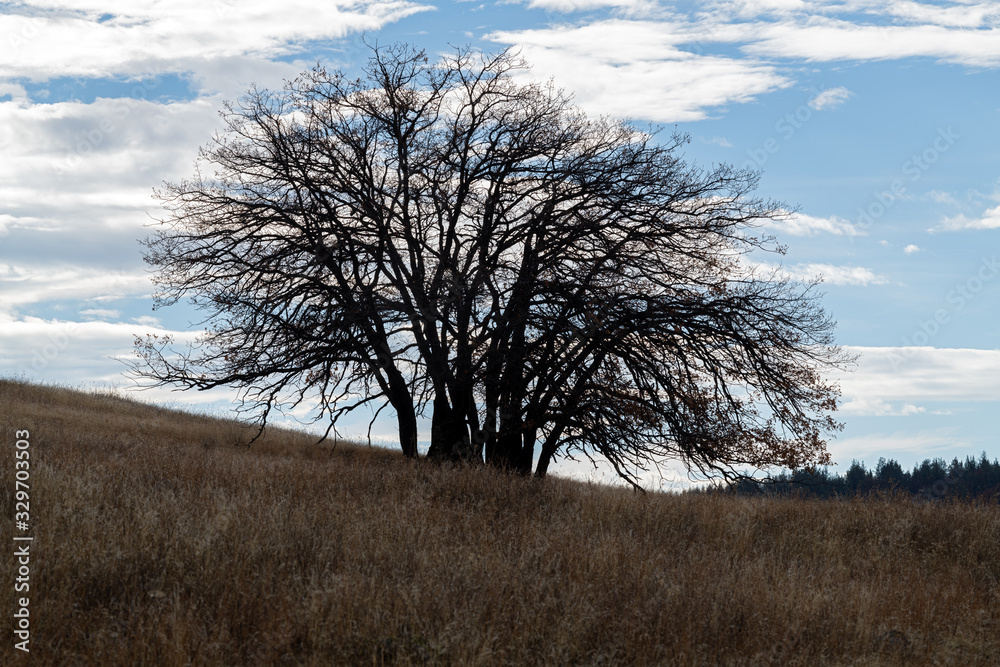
1;378;998;665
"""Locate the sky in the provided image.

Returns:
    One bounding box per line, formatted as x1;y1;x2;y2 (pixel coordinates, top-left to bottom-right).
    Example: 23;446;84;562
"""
1;0;998;488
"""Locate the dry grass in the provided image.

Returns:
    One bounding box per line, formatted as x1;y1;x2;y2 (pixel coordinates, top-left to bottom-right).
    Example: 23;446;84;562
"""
1;377;998;666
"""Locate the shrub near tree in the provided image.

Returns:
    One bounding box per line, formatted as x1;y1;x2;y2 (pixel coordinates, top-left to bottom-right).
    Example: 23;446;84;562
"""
134;44;850;486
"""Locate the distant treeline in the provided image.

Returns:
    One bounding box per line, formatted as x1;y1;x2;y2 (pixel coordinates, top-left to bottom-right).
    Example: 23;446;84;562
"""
722;454;1000;501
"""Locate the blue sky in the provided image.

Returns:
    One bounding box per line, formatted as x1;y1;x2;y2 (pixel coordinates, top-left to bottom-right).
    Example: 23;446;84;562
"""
1;0;999;487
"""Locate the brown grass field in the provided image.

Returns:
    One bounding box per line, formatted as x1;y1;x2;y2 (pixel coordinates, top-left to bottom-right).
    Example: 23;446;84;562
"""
1;377;998;665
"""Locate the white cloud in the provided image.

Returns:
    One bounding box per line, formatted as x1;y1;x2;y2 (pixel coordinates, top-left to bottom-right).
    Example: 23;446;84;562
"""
784;263;888;286
0;318;192;380
903;244;921;254
807;85;851;110
522;0;655;12
0;96;220;219
0;95;223;323
828;429;971;468
820;345;1000;465
839;397;925;417
1;2;431;83
0;82;29;105
489;3;1000;128
743;19;1000;67
835;346;1000;405
0;264;151;318
717;0;809;19
79;308;121;320
704;135;734;148
763;211;864;237
882;0;1000;29
924;190;958;204
932;205;1000;232
488;20;791;122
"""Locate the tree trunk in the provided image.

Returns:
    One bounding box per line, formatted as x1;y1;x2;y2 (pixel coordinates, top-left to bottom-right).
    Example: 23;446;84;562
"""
515;426;536;475
427;390;470;461
534;429;562;478
492;426;521;469
396;401;419;458
385;380;418;458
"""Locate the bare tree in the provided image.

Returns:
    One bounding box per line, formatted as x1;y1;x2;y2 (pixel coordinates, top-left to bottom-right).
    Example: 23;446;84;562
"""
133;43;850;484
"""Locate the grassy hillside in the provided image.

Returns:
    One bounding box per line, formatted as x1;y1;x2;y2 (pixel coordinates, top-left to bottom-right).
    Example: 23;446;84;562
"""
2;378;998;665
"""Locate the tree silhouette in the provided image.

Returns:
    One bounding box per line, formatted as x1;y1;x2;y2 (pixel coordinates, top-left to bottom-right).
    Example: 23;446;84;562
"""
720;452;1000;501
133;44;850;485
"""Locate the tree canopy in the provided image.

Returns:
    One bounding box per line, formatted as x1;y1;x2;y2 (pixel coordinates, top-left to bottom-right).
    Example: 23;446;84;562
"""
133;44;851;486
